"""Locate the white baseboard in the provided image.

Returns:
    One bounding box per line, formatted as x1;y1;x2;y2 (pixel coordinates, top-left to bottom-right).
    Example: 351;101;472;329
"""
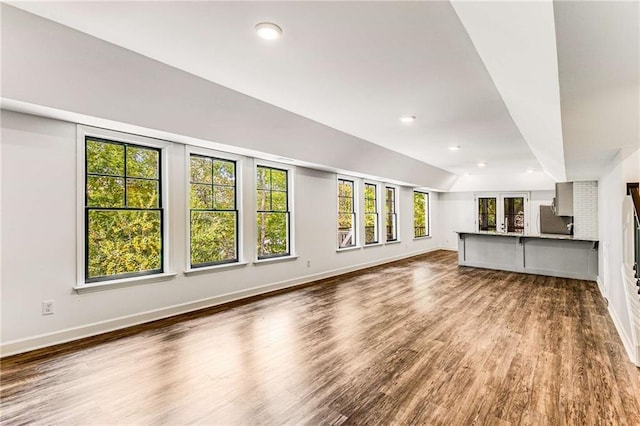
1;247;445;357
596;276;606;297
608;303;638;366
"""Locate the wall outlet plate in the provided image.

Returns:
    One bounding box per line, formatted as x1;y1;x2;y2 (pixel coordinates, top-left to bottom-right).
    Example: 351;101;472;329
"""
42;300;54;315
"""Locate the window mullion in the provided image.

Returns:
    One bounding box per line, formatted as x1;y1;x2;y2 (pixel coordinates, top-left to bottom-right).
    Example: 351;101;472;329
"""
123;145;128;208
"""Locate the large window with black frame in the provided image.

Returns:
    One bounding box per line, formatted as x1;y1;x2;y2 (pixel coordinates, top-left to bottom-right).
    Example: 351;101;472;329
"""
364;183;379;244
189;154;238;268
413;191;430;238
85;137;163;282
256;166;290;259
385;186;398;241
338;178;356;248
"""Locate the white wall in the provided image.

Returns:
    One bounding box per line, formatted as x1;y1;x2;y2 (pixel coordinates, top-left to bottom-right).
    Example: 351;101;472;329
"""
0;110;443;355
449;173;555;192
438;190;555;250
598;150;637;355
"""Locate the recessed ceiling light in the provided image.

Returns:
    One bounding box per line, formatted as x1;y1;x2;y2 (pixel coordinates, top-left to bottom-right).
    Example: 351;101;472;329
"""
448;146;460;151
526;169;534;174
399;115;416;124
477;162;487;168
255;22;283;40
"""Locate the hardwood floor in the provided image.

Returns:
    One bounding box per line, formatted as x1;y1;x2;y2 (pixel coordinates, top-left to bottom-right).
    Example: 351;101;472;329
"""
2;250;640;425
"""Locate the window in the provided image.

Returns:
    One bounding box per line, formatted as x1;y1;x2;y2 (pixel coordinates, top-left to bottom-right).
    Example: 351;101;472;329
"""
85;137;163;282
338;178;356;248
385;186;398;241
414;191;430;238
189;154;238;268
364;183;379;244
256;166;290;259
478;197;497;231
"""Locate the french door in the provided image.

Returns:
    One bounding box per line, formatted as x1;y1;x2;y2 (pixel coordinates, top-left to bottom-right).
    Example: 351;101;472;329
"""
476;193;529;234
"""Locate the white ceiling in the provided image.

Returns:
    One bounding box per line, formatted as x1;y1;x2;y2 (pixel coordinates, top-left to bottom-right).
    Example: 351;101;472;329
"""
451;0;566;182
554;0;639;180
7;1;639;182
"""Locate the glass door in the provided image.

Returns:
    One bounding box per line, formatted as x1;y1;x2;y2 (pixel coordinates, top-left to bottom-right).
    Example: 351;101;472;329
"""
476;193;529;234
477;197;497;231
503;195;526;234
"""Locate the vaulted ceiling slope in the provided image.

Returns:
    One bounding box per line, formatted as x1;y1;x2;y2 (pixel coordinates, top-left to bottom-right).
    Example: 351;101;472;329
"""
4;1;542;182
0;3;456;190
451;0;566;182
3;1;638;186
554;0;639;180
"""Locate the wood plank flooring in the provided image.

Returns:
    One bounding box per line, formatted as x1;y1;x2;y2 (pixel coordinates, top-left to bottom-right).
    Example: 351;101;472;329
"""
2;250;640;425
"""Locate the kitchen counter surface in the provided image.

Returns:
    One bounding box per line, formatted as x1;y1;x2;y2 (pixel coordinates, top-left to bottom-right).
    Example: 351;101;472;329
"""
455;231;598;242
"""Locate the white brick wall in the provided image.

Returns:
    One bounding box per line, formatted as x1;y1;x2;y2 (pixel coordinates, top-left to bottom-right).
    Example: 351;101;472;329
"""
573;181;598;239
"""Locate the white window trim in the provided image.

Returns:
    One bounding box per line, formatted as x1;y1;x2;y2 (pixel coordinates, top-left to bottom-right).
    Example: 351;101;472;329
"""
184;145;245;274
363;242;384;248
337;174;360;251
254;255;299;265
363;180;382;246
413;190;431;239
74;272;178;293
254;159;296;262
184;261;249;276
76;125;173;290
384;184;401;244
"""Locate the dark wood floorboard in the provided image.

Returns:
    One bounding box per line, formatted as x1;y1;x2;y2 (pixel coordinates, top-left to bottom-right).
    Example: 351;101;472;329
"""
2;250;639;425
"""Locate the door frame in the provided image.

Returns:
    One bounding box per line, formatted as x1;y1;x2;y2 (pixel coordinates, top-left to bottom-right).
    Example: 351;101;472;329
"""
475;192;530;234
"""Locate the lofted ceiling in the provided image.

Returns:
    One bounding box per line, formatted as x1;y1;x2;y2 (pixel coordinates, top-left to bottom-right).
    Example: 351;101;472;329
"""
6;1;639;183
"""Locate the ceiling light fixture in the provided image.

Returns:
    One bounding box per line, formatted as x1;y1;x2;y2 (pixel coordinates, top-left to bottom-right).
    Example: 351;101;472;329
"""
526;169;534;174
399;115;416;124
255;22;283;40
448;146;460;151
477;162;487;168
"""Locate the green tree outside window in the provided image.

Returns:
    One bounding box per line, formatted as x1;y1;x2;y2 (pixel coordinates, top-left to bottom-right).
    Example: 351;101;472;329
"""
414;191;429;238
189;154;238;267
257;166;289;258
85;138;162;281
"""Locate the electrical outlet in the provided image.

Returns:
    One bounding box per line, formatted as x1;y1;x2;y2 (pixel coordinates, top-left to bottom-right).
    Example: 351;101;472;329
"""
42;300;54;316
306;260;311;267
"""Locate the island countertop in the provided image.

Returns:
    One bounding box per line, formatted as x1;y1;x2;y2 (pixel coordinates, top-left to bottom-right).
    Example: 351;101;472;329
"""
456;231;598;280
455;231;598;242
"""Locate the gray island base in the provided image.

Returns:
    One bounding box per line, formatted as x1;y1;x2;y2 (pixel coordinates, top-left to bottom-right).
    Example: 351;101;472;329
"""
456;232;598;281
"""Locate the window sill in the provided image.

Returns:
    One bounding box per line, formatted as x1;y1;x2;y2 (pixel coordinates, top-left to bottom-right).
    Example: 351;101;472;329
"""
184;262;248;276
74;272;177;293
336;245;361;253
413;236;432;240
385;240;402;245
363;242;383;248
254;255;298;265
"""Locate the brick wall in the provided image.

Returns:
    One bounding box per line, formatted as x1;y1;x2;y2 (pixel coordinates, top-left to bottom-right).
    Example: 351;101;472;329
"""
573;181;598;239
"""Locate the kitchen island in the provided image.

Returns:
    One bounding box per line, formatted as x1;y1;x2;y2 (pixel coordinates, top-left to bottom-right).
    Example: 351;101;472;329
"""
456;231;598;280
